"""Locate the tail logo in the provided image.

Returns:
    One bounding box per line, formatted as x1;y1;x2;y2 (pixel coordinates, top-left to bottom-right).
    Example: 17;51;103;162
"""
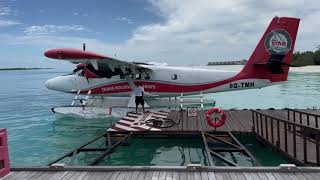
264;29;291;55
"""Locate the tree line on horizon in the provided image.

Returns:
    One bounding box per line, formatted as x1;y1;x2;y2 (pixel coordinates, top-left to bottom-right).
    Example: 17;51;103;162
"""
291;48;320;66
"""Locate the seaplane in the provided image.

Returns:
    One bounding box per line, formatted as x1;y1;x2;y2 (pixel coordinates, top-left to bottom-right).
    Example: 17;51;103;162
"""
44;16;300;118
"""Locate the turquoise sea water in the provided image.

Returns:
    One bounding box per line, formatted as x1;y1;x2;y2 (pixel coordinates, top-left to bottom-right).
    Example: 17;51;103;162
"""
0;69;320;166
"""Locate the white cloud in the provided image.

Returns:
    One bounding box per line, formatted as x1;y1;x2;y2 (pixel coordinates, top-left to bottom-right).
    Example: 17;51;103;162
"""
113;17;134;25
24;25;86;35
73;12;89;17
0;19;20;26
2;0;320;66
121;0;320;64
0;3;18;16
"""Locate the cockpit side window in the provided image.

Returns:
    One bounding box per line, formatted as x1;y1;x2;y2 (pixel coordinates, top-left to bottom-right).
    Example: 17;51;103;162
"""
172;74;178;80
76;69;85;76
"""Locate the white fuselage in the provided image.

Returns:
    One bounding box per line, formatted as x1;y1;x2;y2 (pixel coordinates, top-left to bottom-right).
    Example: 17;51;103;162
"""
45;65;273;97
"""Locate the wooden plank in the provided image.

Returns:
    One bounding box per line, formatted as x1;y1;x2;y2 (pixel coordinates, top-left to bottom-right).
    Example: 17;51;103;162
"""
144;171;153;180
110;171;121;180
194;171;201;180
136;171;146;180
186;172;193;180
207;172;217;180
235;172;247;180
200;171;209;180
228;172;239;180
293;173;308;180
165;171;173;180
257;173;269;180
47;171;69;180
214;172;224;180
159;171;167;180
172;171;179;180
179;171;187;180
129;170;140;180
243;173;256;180
68;171;87;180
1;172;24;180
152;171;160;180
264;173;277;180
117;171;132;180
221;172;232;180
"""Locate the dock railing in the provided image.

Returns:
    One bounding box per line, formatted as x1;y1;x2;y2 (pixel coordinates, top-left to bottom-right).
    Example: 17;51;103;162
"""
251;110;320;166
286;108;320;128
0;128;10;178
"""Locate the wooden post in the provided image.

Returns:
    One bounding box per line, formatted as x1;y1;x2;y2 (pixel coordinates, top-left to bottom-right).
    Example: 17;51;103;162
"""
316;132;320;166
265;116;268;141
256;112;260;135
107;133;112;148
316;116;319;128
0;129;10;178
284;121;288;153
307;115;310;126
287;109;291;131
260;114;263;137
271;118;274;144
277;119;280;149
252;111;255;132
303;127;307;163
293;125;297;158
299;113;302;125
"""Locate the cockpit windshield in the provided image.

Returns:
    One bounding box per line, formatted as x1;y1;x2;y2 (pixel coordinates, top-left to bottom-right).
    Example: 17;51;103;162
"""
69;64;123;78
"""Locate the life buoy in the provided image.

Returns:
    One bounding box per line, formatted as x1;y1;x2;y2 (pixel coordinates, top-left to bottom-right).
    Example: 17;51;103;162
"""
206;107;226;127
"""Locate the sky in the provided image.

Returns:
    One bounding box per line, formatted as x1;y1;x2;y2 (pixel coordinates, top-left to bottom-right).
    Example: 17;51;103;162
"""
0;0;319;69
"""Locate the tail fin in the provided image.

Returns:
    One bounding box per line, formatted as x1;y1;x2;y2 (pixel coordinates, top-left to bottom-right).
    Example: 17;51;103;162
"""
238;16;300;82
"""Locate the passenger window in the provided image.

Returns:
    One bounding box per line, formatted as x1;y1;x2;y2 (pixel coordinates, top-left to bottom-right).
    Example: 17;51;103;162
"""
135;74;142;79
120;74;125;79
172;74;178;80
145;73;150;80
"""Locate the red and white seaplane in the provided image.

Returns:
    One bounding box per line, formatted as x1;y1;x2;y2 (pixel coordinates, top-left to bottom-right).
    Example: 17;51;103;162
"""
44;16;300;118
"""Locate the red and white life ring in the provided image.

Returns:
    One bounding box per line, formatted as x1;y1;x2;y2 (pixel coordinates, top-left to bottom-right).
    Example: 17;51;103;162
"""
206;107;227;127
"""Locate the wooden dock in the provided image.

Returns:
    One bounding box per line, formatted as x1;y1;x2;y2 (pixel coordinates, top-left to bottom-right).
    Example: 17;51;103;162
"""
106;108;320;166
107;110;253;133
2;166;320;180
2;108;320;180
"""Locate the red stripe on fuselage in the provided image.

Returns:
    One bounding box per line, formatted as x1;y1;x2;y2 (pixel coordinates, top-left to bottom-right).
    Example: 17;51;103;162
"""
81;77;240;95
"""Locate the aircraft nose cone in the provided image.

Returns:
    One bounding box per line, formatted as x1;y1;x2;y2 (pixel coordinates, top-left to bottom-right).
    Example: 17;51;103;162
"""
44;76;76;92
45;79;51;89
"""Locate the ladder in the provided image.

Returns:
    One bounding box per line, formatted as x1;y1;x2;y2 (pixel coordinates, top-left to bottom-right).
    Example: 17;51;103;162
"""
180;91;204;109
71;90;92;106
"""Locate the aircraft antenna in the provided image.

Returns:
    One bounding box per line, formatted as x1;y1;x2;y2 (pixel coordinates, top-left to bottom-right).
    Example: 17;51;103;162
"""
83;43;86;51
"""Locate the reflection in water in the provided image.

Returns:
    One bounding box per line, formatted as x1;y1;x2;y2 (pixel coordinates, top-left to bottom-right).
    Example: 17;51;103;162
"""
98;138;209;166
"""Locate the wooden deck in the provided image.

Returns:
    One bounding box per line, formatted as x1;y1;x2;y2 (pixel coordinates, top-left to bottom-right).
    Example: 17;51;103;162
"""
164;110;253;132
2;166;320;180
107;110;253;133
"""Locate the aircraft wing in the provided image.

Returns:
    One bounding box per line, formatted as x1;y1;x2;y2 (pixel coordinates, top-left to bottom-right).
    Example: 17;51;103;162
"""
44;48;152;73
